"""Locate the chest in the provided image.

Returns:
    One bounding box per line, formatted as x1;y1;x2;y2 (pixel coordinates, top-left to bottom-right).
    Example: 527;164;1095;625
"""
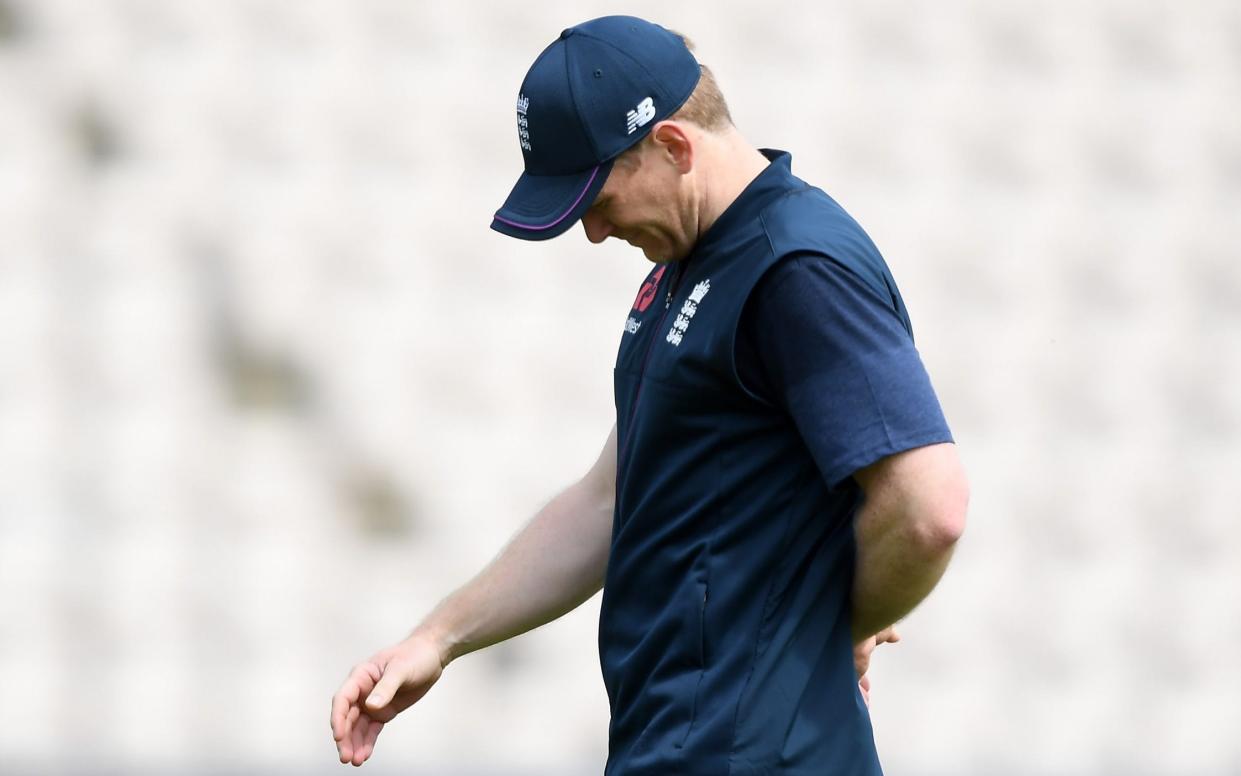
615;262;731;384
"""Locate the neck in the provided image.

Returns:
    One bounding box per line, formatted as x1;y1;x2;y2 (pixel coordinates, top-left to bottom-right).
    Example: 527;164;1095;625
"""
694;128;771;240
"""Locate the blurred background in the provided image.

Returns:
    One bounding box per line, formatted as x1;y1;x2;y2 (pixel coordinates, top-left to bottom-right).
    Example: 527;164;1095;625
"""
1;0;1238;774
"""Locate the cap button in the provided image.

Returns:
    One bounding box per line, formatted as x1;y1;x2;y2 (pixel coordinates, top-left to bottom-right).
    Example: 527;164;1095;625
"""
560;28;575;39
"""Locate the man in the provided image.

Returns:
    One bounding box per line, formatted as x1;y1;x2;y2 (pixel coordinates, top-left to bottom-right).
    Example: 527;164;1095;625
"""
331;15;967;775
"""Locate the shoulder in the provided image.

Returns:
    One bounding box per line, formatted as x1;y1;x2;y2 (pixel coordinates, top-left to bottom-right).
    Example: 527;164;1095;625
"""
756;186;863;253
748;252;902;326
749;186;912;336
755;251;865;290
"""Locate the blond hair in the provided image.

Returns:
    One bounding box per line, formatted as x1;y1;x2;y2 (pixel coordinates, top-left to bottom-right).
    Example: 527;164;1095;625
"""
667;32;733;131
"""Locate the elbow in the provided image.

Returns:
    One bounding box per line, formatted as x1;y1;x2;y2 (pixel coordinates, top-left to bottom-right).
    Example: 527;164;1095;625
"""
914;473;969;552
853;443;970;555
917;506;965;553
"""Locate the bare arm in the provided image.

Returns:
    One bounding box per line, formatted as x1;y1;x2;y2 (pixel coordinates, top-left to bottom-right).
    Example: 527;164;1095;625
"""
850;442;968;644
420;424;617;663
331;425;617;766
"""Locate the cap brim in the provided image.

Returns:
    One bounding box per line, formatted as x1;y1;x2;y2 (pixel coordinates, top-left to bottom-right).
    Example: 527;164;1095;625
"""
491;160;613;241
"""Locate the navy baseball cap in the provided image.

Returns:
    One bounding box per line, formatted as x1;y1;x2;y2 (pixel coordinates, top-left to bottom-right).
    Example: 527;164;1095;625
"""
491;16;701;241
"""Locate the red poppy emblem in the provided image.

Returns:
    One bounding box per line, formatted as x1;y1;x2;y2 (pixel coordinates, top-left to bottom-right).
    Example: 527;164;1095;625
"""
632;265;666;312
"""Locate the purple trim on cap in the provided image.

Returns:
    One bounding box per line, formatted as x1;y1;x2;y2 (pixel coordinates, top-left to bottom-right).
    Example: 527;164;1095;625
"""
493;165;601;231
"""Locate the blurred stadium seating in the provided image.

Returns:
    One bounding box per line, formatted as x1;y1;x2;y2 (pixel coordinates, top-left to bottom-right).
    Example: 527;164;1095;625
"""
0;1;1238;774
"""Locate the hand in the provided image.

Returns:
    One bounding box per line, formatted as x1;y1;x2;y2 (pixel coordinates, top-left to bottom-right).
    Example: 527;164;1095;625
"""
330;633;447;766
853;626;900;706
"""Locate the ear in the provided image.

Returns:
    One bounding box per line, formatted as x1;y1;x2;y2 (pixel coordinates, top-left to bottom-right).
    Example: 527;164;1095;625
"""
649;121;694;174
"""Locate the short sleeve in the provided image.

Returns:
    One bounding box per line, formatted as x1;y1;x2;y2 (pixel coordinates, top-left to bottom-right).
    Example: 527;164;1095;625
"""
735;253;953;487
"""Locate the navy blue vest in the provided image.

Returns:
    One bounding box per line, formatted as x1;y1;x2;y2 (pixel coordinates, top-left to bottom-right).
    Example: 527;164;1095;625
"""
601;152;903;775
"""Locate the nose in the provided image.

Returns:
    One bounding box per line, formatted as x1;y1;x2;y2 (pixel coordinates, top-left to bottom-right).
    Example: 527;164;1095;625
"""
581;210;613;244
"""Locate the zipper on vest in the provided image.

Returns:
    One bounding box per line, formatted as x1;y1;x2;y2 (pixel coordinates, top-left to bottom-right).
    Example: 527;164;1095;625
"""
663;260;685;309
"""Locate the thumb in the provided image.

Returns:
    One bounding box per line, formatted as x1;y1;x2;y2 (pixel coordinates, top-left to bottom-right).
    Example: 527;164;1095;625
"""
365;665;404;710
874;626;900;645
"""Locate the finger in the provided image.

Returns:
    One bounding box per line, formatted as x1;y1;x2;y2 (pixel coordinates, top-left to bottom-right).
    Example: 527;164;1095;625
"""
355;662;381;696
854;639;876;678
337;726;352;763
338;706;360;763
333;699;357;764
332;697;354;744
333;662;378;739
357;718;383;763
332;678;361;741
351;711;369;766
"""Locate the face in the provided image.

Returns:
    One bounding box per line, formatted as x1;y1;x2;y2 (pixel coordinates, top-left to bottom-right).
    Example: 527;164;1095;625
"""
579;139;696;263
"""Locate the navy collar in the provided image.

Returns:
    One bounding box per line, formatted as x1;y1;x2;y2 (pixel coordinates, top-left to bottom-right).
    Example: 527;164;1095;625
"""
688;148;797;261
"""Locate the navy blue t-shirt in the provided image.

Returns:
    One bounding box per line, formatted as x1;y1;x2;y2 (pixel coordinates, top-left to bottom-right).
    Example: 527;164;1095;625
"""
736;252;949;487
602;150;952;776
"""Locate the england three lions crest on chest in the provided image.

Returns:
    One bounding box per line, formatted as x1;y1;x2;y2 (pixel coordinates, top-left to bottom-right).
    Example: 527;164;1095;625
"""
667;279;710;347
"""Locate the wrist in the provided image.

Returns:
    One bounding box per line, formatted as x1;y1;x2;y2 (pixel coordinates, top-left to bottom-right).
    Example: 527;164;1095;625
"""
409;620;460;668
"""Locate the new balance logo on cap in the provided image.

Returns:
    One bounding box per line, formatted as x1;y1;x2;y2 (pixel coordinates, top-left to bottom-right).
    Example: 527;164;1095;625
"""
626;97;656;134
